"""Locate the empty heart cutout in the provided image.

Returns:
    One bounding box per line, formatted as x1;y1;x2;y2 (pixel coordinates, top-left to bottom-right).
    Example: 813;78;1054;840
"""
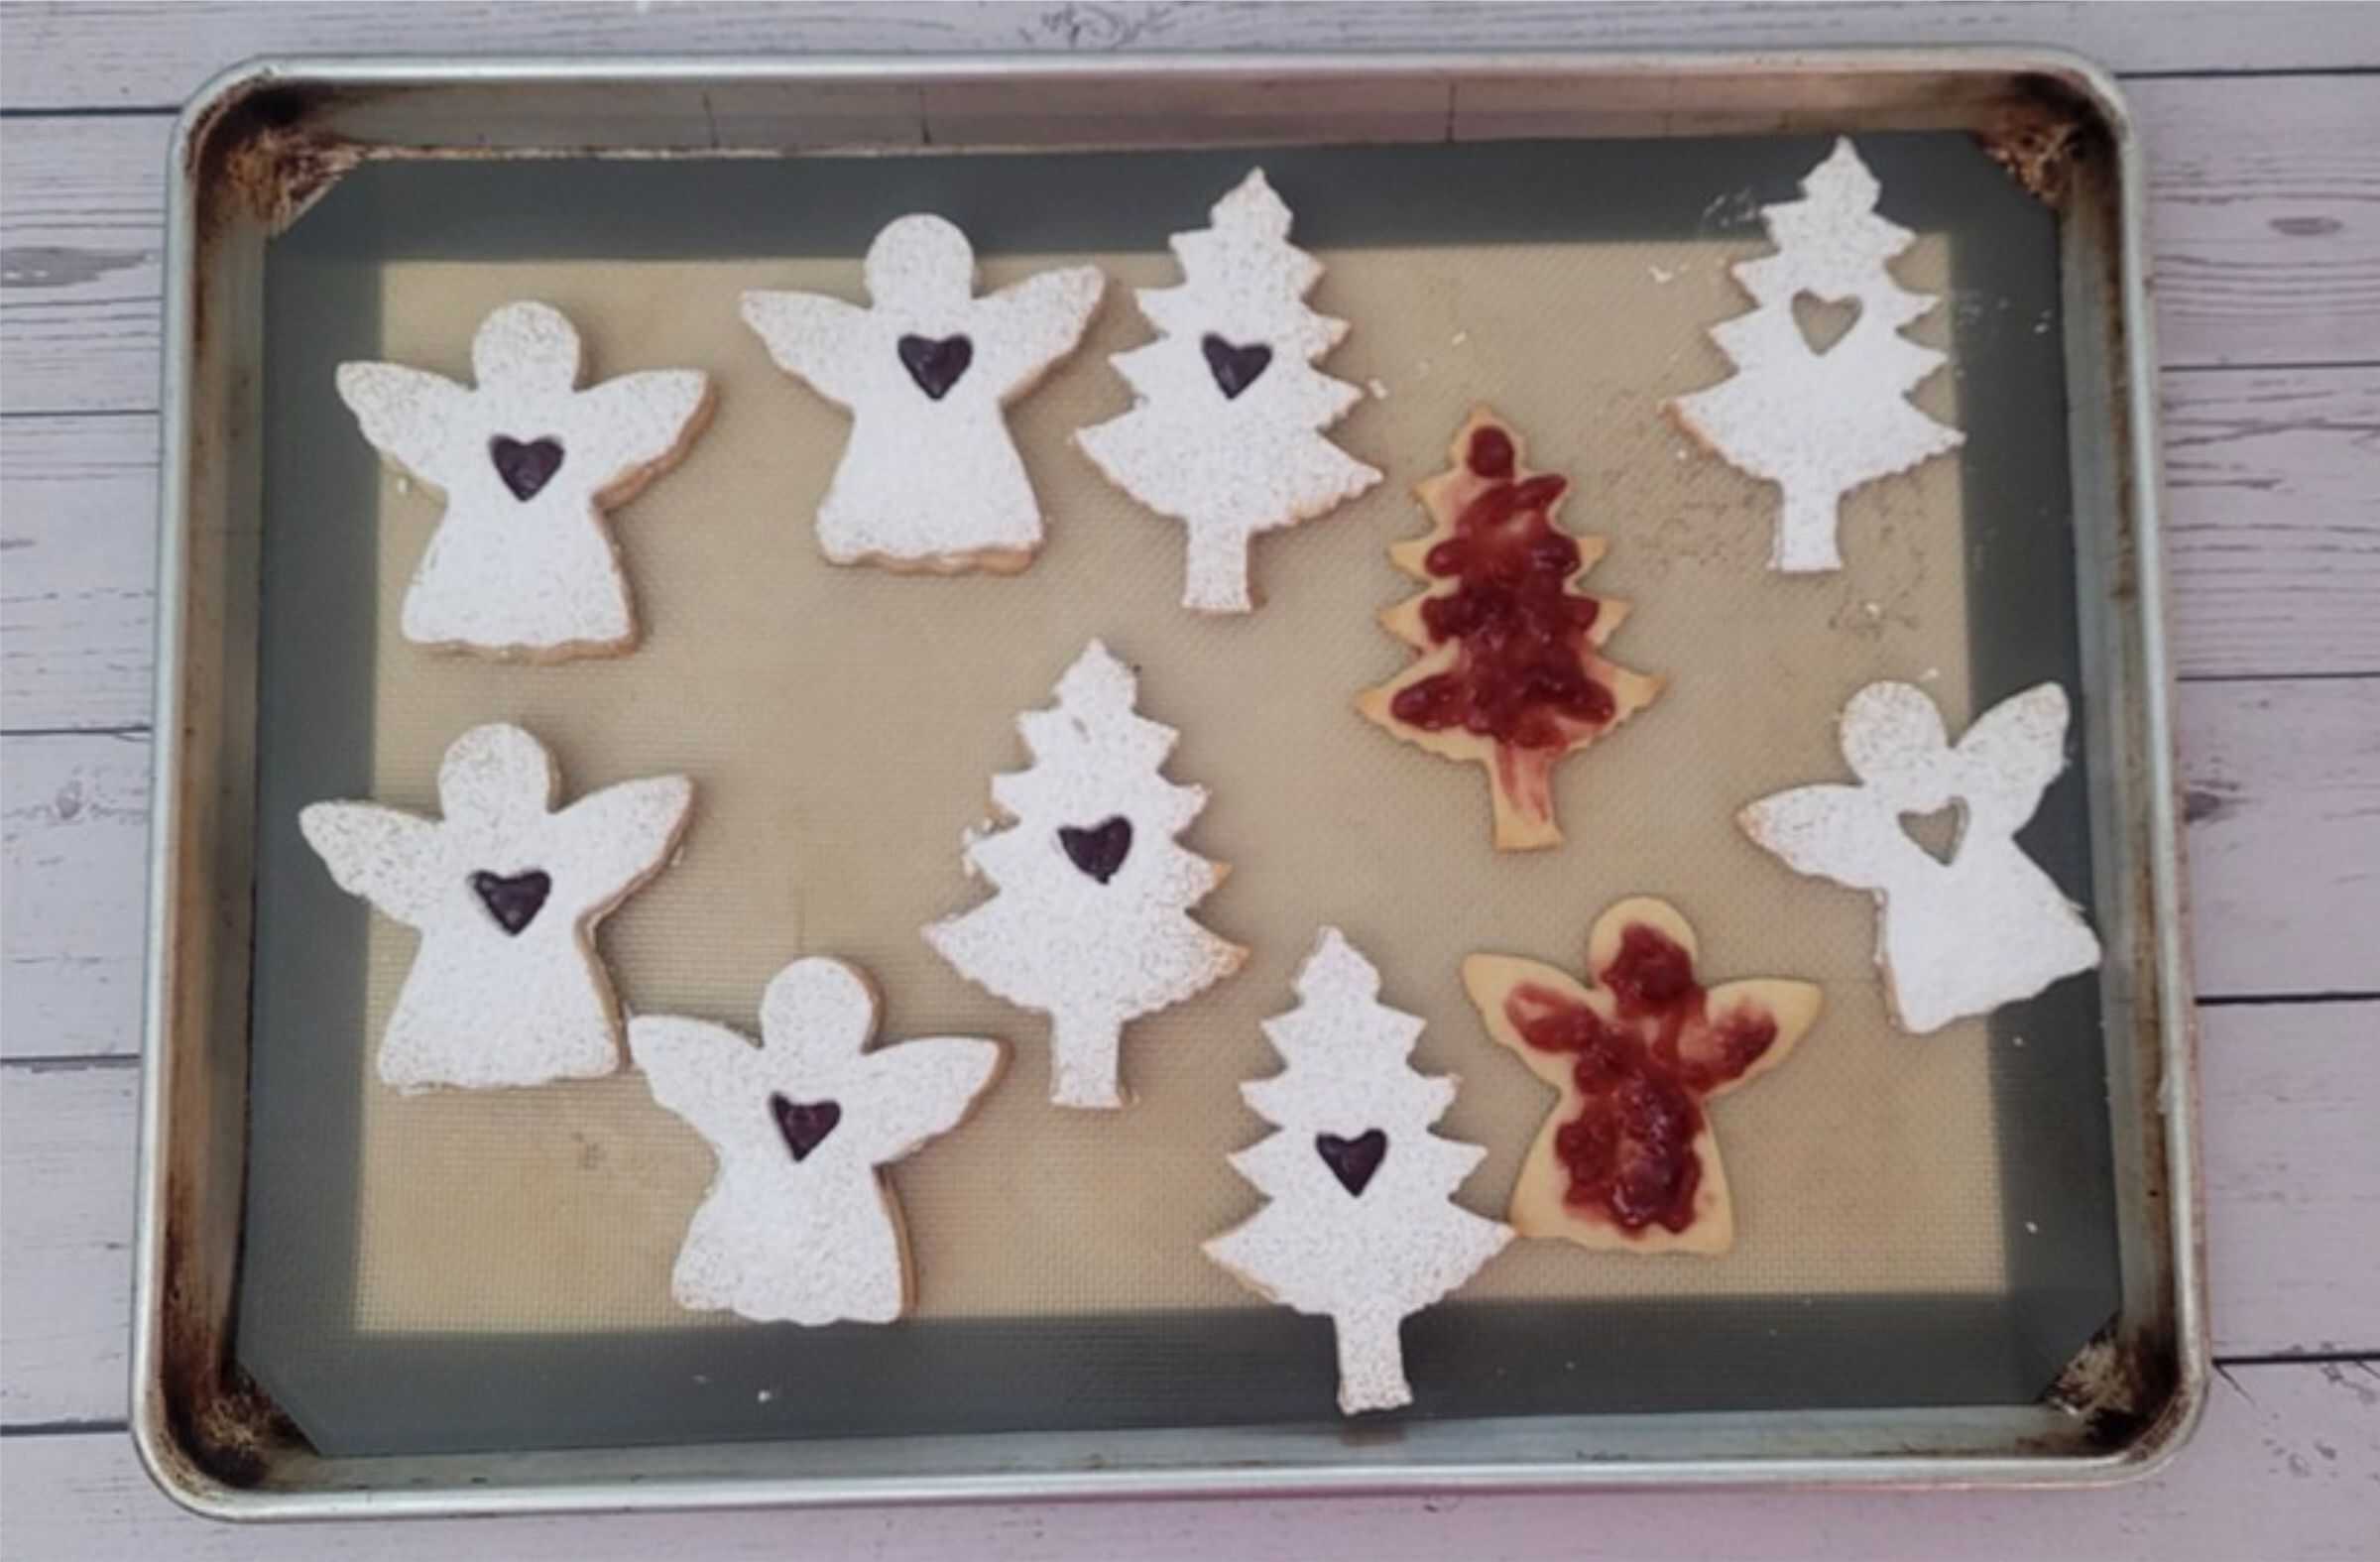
769;1094;842;1161
1057;815;1133;885
1898;799;1966;867
1791;291;1862;356
1314;1129;1388;1197
896;333;974;400
489;436;565;501
1200;334;1273;400
469;868;551;935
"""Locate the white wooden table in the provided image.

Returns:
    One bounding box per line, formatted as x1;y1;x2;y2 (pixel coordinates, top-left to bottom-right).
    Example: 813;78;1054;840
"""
3;4;2375;1556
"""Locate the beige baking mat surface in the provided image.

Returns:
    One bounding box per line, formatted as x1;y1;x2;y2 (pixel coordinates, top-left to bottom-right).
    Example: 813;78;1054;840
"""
346;230;1998;1337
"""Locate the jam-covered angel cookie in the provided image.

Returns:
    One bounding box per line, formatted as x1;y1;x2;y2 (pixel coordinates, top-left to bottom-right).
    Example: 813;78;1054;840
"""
1462;898;1821;1255
335;301;714;660
1359;408;1664;850
298;723;694;1091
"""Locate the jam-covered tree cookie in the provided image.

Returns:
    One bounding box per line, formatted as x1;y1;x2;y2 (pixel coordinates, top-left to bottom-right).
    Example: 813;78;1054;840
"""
1358;408;1664;851
1668;139;1964;573
1076;169;1381;613
631;957;1004;1326
1739;679;2099;1033
1462;898;1821;1256
298;723;694;1092
335;300;715;660
1206;928;1511;1414
742;215;1105;573
923;641;1245;1108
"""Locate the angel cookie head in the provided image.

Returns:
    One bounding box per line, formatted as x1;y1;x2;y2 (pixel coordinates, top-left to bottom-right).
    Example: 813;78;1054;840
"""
741;215;1106;573
298;722;694;1091
1739;680;2101;1033
335;301;715;660
630;957;1005;1327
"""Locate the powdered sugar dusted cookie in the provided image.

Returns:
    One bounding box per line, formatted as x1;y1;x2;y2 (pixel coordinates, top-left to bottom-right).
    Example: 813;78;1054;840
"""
922;641;1245;1109
741;216;1105;573
298;723;693;1091
1206;928;1511;1415
1738;680;2100;1033
630;957;1003;1326
1462;898;1822;1257
1667;139;1964;573
1076;168;1382;613
335;300;714;659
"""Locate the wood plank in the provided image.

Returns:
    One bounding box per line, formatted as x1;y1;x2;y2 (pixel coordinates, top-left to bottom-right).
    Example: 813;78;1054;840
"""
6;1;2379;113
2138;74;2380;372
4;75;2379;410
2179;677;2380;998
2162;366;2380;681
0;115;167;416
0;731;150;1060
5;992;2368;1429
2;1359;2374;1559
0;1059;136;1425
0;414;161;731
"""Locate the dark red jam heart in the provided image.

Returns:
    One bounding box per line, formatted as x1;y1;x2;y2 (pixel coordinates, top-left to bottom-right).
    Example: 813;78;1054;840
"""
1057;816;1133;884
770;1095;842;1162
1315;1130;1388;1196
489;435;565;501
469;869;550;935
896;333;974;400
1201;334;1273;400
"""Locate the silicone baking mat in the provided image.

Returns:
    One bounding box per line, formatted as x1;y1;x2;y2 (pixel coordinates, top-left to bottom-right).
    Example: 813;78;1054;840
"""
238;134;2118;1456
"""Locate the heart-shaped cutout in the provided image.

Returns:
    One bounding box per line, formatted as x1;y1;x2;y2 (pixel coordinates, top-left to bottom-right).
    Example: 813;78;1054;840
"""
490;435;565;501
469;868;551;935
1898;800;1966;867
1791;291;1862;356
1201;334;1273;400
897;333;974;400
1057;816;1133;885
769;1094;842;1161
1315;1129;1388;1197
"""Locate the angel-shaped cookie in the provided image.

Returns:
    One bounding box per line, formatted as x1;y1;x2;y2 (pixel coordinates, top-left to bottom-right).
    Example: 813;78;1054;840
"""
298;723;694;1092
1463;898;1821;1255
335;300;715;660
630;957;1005;1326
741;216;1105;573
1738;680;2100;1033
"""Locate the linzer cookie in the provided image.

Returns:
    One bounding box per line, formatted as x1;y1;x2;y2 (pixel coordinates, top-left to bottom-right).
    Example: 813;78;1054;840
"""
1462;898;1821;1256
298;723;693;1092
1358;408;1664;851
1205;928;1511;1415
335;300;715;660
1076;168;1381;614
1739;680;2100;1033
742;215;1106;573
631;957;1004;1326
922;641;1245;1110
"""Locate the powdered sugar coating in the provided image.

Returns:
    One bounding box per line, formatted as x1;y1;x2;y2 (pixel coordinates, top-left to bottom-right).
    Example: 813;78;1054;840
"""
630;957;1004;1326
298;722;693;1091
1739;680;2101;1032
335;300;714;660
1668;139;1964;573
741;215;1106;573
1205;927;1511;1414
1076;169;1382;613
922;641;1245;1109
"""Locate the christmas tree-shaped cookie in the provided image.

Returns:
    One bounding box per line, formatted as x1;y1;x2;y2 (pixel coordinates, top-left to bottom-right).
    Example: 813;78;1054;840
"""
1668;138;1964;573
922;641;1246;1109
1357;408;1664;851
1463;898;1822;1255
1207;927;1511;1415
1739;680;2100;1032
1076;168;1381;613
631;957;1004;1326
